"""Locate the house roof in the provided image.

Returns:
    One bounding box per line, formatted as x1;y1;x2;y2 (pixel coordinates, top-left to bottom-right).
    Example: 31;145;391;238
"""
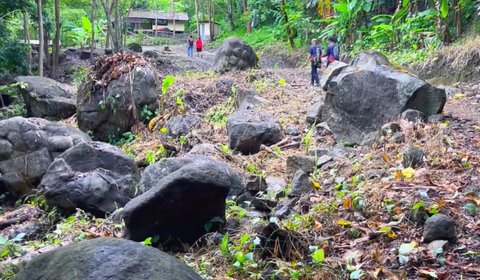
127;10;189;21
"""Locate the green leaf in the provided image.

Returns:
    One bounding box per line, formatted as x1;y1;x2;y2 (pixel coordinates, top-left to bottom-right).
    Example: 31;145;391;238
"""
160;127;168;134
142;237;152;245
220;234;229;256
412;201;425;210
439;0;449;19
161;75;175;95
311;248;325;264
398;242;417;255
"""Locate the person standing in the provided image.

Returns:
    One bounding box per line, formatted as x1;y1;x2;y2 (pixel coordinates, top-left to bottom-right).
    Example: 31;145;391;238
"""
187;36;194;57
195;37;203;58
325;36;340;67
307;39;320;86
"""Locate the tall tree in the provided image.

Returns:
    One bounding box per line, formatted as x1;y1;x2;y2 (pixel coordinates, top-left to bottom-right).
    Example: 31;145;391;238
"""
113;0;121;52
170;0;176;37
280;0;295;48
226;0;235;30
91;0;97;61
23;12;32;75
37;0;44;77
52;0;60;78
100;0;114;50
195;0;200;37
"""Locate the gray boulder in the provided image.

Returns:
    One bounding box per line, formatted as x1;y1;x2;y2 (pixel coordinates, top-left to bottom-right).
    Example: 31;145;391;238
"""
0;117;90;198
122;159;235;249
40;142;140;216
228;110;283;154
15;76;76;120
138;156;244;198
214;38;258;72
322;51;446;144
286;155;316;176
77;63;158;141
402;146;424;168
401;109;427;123
166;114;200;137
289;170;312;197
423;214;456;242
306;101;323;125
13;238;202;280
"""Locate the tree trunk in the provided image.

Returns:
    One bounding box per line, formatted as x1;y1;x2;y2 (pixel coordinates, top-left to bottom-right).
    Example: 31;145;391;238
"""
52;0;60;78
37;0;44;77
113;0;121;52
280;0;295;49
453;0;461;36
170;0;176;37
100;0;113;50
207;0;212;41
91;0;96;62
195;0;200;37
23;12;32;75
226;0;234;30
244;0;251;33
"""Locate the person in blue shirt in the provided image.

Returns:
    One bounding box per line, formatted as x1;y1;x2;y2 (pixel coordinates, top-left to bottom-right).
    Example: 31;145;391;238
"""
307;39;320;86
324;36;340;67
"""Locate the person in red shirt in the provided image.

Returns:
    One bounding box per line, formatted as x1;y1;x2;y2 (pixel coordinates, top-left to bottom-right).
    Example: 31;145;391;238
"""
195;37;203;58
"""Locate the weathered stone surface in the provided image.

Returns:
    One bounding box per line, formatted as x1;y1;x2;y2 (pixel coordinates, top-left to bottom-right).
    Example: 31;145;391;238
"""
122;159;234;250
214;38;258;72
322;51;446;144
138;156;244;198
381;122;401;136
215;78;235;95
77;63;158;141
266;177;287;199
245;175;267;194
15;76;76;120
401;109;427;123
320;60;348;91
289;170;312;197
13;238;202;280
166;114;200;137
285;126;300;136
423;214;456;242
228;110;283;154
403;146;424;168
41;142;139;216
286;155;315;176
0;117;90;198
306;101;323;125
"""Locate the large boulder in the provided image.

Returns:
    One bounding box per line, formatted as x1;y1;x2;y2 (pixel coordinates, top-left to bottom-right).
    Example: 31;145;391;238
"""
138;156;244;198
77;55;159;141
13;238;202;280
0;117;90;198
15;76;76;120
214;38;258;72
122;158;236;250
165;114;201;137
322;51;447;144
227;110;283;154
40;142;140;216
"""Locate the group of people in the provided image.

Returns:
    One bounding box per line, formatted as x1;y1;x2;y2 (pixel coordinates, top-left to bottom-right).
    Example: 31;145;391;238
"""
308;36;340;86
187;35;203;58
